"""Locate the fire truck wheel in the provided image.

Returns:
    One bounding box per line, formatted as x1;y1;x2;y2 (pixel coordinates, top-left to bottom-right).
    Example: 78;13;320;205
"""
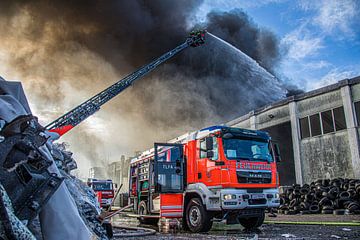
239;210;265;229
185;198;212;233
138;201;149;224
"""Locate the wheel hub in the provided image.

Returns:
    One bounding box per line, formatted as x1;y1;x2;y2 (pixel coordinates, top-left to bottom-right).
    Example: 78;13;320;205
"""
189;206;201;226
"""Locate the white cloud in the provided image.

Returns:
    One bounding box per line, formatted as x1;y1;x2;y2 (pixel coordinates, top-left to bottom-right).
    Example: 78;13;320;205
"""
280;1;359;90
316;0;358;35
299;0;359;37
281;24;324;60
302;60;331;70
307;66;360;90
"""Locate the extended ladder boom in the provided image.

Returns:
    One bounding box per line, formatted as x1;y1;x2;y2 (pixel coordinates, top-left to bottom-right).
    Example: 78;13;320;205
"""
46;30;206;136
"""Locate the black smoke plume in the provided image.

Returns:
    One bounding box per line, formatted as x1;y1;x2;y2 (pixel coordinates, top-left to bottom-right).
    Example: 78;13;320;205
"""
0;0;287;174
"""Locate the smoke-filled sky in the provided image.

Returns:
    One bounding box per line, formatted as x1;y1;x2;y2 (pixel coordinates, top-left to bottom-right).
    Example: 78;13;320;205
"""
0;0;356;177
201;0;360;90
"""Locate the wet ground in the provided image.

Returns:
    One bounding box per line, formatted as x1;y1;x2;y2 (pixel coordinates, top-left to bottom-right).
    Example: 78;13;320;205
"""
112;214;360;239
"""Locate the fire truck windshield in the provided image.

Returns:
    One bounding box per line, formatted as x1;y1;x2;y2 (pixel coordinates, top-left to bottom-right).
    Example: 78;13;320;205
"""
222;137;273;162
92;182;112;191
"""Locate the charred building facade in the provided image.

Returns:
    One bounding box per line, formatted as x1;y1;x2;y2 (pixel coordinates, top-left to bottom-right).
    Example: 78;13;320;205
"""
227;76;360;185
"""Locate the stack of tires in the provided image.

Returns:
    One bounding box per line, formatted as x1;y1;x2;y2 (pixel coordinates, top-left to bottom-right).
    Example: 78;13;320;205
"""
278;178;360;215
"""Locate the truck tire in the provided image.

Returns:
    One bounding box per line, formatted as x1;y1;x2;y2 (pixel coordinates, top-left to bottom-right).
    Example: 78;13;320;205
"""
138;201;149;224
239;210;265;229
138;201;158;225
185;198;212;233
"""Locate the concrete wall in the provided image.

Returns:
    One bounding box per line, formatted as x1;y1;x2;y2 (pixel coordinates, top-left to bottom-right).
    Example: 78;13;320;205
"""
230;117;251;129
297;90;342;118
351;84;360;102
347;84;360;178
351;84;360;140
300;131;353;183
257;105;290;129
296;88;355;183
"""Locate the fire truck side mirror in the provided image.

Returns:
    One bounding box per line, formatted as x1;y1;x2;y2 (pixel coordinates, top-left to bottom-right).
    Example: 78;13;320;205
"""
205;137;213;150
206;150;214;159
274;143;281;162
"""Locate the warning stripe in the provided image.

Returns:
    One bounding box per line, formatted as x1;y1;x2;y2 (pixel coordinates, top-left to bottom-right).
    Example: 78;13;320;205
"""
161;212;183;217
161;205;183;210
161;205;183;217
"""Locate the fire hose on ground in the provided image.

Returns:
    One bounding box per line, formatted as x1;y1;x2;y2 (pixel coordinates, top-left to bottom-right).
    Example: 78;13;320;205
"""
100;204;156;237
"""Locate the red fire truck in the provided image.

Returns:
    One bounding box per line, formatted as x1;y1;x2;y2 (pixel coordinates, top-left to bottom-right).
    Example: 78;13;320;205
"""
129;126;281;232
87;178;115;209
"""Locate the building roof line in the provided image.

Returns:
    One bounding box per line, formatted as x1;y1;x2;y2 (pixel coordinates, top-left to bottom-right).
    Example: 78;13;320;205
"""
227;76;360;124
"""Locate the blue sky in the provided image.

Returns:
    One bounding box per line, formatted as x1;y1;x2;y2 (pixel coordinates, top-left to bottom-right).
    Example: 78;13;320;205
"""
196;0;360;91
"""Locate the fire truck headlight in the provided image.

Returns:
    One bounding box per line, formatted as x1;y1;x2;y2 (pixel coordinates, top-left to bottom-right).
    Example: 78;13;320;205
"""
223;194;236;200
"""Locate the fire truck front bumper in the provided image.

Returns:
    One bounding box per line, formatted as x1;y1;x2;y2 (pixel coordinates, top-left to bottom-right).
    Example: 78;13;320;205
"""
220;188;280;210
101;198;112;207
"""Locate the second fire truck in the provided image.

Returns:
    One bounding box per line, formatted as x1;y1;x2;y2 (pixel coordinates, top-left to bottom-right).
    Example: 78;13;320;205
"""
87;178;115;209
129;126;281;232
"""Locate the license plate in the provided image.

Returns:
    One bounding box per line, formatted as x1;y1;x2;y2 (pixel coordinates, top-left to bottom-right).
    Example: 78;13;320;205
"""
251;194;265;199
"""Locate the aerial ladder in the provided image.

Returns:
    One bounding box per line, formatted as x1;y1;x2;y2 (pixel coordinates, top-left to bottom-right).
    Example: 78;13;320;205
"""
45;30;206;136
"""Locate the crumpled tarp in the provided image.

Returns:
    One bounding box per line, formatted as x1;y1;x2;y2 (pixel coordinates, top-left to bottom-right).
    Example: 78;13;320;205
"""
0;77;100;240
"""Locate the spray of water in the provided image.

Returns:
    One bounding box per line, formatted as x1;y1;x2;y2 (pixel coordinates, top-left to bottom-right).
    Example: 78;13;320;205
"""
207;32;285;97
207;32;278;81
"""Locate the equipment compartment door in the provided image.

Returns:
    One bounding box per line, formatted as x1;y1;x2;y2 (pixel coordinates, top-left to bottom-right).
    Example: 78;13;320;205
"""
154;143;185;218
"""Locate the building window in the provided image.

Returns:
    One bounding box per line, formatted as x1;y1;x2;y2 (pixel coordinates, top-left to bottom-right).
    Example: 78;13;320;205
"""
310;113;321;136
321;110;334;134
354;101;360;126
300;117;310;138
333;106;346;131
300;106;347;139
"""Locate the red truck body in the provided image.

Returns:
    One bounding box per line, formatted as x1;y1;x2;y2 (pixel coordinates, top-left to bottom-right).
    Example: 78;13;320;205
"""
129;126;281;232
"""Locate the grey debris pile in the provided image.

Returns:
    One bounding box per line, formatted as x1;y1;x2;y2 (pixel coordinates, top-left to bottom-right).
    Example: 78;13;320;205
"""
60;168;108;239
0;77;108;239
0;183;36;240
50;141;108;238
52;142;77;173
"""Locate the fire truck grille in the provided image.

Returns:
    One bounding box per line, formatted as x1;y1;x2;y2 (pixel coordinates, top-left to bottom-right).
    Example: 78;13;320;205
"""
236;171;272;184
248;199;267;205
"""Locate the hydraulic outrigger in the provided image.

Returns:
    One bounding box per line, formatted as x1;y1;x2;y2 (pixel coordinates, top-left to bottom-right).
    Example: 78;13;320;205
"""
46;30;206;136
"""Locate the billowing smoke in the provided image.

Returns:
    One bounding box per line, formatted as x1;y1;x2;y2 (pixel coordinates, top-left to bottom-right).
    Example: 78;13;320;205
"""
0;0;287;176
204;10;280;75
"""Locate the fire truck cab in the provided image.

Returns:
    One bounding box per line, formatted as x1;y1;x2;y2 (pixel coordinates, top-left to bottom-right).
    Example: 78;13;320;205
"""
129;126;281;232
87;178;115;208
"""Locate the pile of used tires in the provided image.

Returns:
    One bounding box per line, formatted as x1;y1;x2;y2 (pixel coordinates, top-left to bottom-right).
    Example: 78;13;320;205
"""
278;178;360;215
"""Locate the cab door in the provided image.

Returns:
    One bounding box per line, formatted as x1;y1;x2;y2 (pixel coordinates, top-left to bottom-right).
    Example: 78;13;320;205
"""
154;143;185;218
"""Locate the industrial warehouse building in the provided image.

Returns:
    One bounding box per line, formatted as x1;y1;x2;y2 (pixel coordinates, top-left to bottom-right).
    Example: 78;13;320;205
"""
227;76;360;186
